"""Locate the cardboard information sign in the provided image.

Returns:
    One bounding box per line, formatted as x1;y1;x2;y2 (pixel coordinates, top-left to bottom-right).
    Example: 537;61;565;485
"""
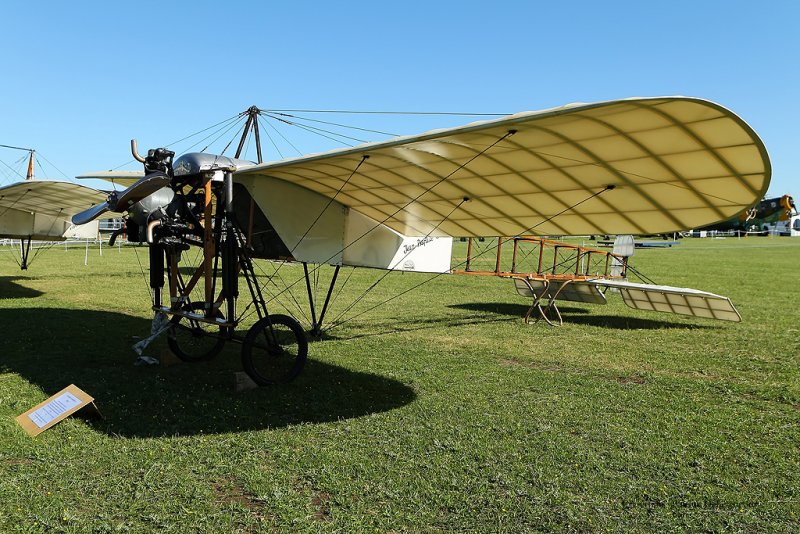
15;384;100;437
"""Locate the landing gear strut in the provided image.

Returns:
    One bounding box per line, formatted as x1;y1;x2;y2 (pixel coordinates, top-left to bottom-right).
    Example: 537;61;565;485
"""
303;263;341;338
19;237;32;270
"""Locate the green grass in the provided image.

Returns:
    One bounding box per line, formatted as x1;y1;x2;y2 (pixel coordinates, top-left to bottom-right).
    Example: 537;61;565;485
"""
1;236;799;531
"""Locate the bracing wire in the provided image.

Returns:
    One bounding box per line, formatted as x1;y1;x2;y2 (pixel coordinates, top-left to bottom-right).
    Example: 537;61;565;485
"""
268;265;310;323
242;129;253;160
253;155;369;295
35;152;72;182
324;196;469;330
257;120;284;159
265;116;363;146
264;109;509;116
26;240;62;267
266;112;398;137
626;264;657;285
0;145;32;182
218;119;249;157
261;118;304;157
99;106;503;174
167;112;243;149
109;113;245;171
0;158;24;183
254;272;306;319
0;189;31;219
292;155;368;250
0;143;34;151
329;265;356;309
3;240;23;268
513;242;539;267
325;185;615;333
132;245;154;301
262;129;518;308
199;116;249;154
34;159;47;179
26;209;65;266
238;258;310;324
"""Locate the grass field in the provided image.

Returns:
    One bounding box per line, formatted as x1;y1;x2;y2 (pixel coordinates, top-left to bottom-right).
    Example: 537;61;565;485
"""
1;236;798;531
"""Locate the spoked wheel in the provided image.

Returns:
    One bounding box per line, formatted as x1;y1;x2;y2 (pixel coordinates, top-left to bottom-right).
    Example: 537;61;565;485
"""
168;301;227;362
241;314;308;385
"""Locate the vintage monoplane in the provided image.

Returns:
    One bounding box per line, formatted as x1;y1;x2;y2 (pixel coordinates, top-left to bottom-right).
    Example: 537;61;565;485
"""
0;145;106;269
72;97;771;385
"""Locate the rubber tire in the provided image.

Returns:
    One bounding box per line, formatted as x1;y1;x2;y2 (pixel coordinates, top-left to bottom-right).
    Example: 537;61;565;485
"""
241;314;308;385
167;301;227;362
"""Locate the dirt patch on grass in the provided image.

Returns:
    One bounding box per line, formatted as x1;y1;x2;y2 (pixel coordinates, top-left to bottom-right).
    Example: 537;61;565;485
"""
2;458;33;465
211;478;263;518
311;490;332;521
616;374;647;385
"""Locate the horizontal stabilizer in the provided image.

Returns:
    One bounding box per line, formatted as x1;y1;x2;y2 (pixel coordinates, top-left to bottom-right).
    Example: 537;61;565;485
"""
514;278;607;304
591;279;741;322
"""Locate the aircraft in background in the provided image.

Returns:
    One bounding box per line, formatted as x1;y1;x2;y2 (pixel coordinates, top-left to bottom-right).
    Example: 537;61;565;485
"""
0;145;107;269
72;97;771;385
698;194;795;235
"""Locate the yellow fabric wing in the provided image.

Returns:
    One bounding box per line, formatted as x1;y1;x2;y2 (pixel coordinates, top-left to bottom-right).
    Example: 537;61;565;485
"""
236;97;770;236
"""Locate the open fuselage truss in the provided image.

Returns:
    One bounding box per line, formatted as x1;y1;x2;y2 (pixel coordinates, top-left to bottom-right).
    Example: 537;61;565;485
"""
452;236;740;325
452;236;628;282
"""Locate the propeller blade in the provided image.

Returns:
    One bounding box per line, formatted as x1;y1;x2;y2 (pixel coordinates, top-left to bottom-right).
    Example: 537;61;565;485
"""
112;173;171;211
72;202;110;225
71;173;172;225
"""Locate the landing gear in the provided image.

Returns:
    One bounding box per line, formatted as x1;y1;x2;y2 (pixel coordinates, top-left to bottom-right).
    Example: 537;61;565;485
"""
241;314;308;385
303;263;341;338
167;301;227;362
20;237;32;270
131;143;308;386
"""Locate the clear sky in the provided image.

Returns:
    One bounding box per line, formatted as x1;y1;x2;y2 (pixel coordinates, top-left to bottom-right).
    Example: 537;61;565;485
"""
1;0;797;203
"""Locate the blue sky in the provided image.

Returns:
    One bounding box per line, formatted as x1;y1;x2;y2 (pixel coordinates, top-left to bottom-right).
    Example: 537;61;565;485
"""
1;1;797;202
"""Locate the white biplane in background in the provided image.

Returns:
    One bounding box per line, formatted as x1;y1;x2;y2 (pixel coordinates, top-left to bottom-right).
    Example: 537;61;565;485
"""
0;145;106;269
71;97;770;385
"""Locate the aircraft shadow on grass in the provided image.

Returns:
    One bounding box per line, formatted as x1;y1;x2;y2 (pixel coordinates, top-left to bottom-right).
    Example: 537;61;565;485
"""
450;302;710;330
450;302;589;318
1;308;415;438
0;276;43;299
312;300;697;343
316;311;516;341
